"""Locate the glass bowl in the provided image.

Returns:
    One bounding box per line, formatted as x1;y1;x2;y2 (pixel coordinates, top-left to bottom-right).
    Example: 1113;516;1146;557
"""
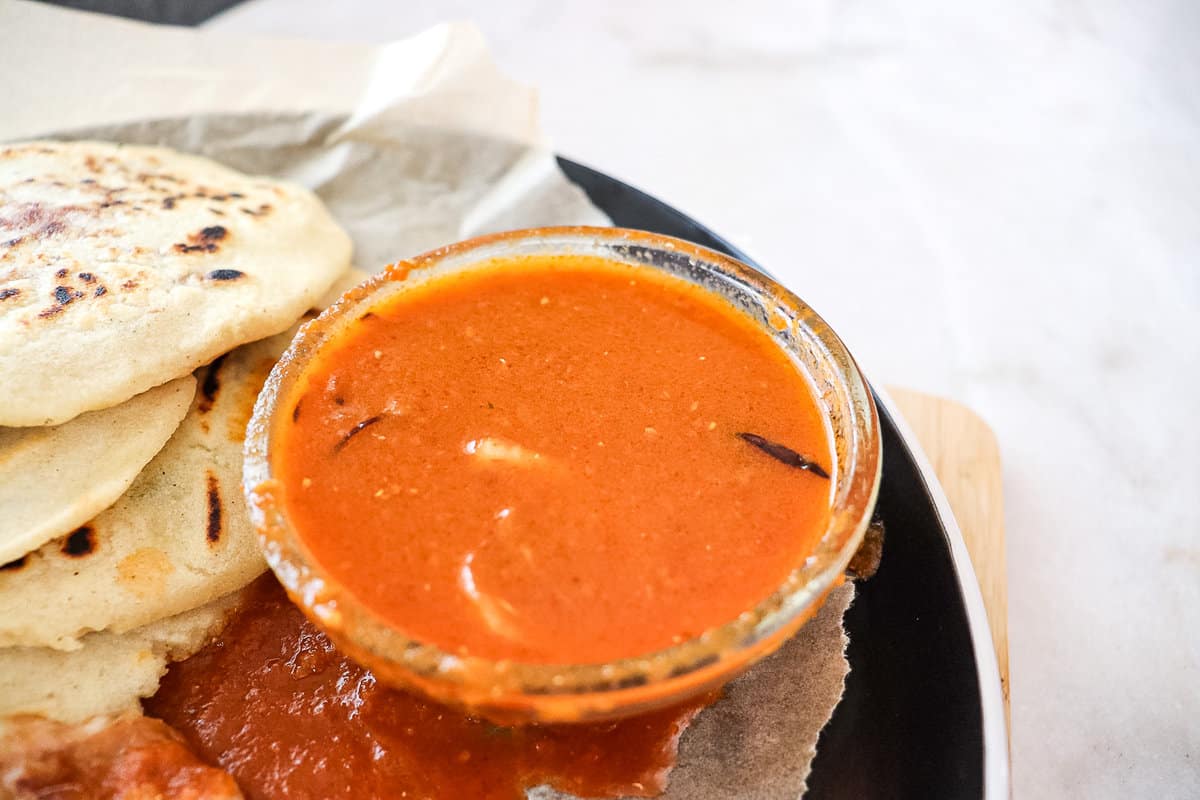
243;226;881;724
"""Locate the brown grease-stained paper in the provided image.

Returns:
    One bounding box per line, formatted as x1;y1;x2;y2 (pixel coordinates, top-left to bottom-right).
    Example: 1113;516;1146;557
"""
535;586;854;800
2;5;855;797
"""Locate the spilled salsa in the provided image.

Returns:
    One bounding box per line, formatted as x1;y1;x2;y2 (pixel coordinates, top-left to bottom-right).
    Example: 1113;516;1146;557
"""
275;254;834;664
147;576;713;800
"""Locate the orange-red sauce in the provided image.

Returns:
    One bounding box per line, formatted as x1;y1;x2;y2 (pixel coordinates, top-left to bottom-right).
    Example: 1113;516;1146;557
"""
147;576;713;800
279;255;832;663
0;715;241;800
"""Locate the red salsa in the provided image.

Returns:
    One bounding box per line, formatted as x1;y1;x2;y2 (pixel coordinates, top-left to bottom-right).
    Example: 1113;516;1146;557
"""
147;576;713;800
275;256;833;664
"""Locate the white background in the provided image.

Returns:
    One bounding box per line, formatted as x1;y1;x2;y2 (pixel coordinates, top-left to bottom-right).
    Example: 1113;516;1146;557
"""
209;2;1200;796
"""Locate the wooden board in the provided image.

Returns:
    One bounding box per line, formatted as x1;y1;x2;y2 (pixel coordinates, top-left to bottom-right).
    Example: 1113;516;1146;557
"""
886;388;1010;726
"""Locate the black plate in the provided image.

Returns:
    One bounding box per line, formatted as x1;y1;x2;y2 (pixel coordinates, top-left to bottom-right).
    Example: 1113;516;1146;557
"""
558;159;1007;799
35;0;245;26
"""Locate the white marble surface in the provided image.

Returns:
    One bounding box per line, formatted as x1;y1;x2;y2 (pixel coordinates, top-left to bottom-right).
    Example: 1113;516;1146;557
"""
207;2;1200;796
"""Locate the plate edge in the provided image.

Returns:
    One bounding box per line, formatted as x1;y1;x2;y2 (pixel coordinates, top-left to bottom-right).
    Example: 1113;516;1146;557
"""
873;385;1011;799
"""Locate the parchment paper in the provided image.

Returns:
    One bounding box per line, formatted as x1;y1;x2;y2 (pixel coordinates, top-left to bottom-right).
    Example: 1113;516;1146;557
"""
0;4;855;797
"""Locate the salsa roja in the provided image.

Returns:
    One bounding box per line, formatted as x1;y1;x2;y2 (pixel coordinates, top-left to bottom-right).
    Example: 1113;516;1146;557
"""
0;714;241;799
275;254;834;664
147;576;714;800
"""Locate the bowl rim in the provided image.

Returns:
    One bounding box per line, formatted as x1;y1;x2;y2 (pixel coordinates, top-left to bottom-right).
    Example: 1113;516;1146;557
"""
243;225;881;722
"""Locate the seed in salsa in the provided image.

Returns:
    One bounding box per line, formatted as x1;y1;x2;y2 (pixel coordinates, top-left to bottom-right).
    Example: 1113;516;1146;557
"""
276;254;833;663
147;576;713;800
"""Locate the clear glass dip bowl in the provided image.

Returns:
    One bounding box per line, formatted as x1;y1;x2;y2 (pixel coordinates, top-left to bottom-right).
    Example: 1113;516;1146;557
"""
243;226;880;724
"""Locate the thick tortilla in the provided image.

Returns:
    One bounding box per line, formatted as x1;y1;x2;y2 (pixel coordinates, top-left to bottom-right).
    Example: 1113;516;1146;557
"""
0;376;196;566
0;333;284;650
0;269;364;651
0;591;243;724
0;140;352;426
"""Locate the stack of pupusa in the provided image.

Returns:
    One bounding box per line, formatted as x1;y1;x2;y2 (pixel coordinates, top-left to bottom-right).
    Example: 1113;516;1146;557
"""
0;140;354;724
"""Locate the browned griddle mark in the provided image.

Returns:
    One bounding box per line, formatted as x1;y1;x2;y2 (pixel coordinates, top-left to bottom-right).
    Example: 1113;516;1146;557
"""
205;472;222;544
174;225;229;255
198;354;228;414
240;203;272;217
359;311;377;322
4;237;23;248
94;286;107;297
174;242;218;254
161;197;177;210
55;268;69;279
334;415;383;453
333;397;345;406
0;288;18;301
292;397;303;423
0;202;81;239
62;526;96;557
77;272;96;283
736;432;830;479
206;269;244;282
39;285;84;318
0;555;27;571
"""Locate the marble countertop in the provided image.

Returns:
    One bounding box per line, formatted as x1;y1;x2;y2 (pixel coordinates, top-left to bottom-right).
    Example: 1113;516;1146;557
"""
207;2;1199;796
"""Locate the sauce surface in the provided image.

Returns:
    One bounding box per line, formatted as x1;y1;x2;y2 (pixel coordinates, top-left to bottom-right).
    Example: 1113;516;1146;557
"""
0;715;241;799
279;255;832;663
147;576;712;800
